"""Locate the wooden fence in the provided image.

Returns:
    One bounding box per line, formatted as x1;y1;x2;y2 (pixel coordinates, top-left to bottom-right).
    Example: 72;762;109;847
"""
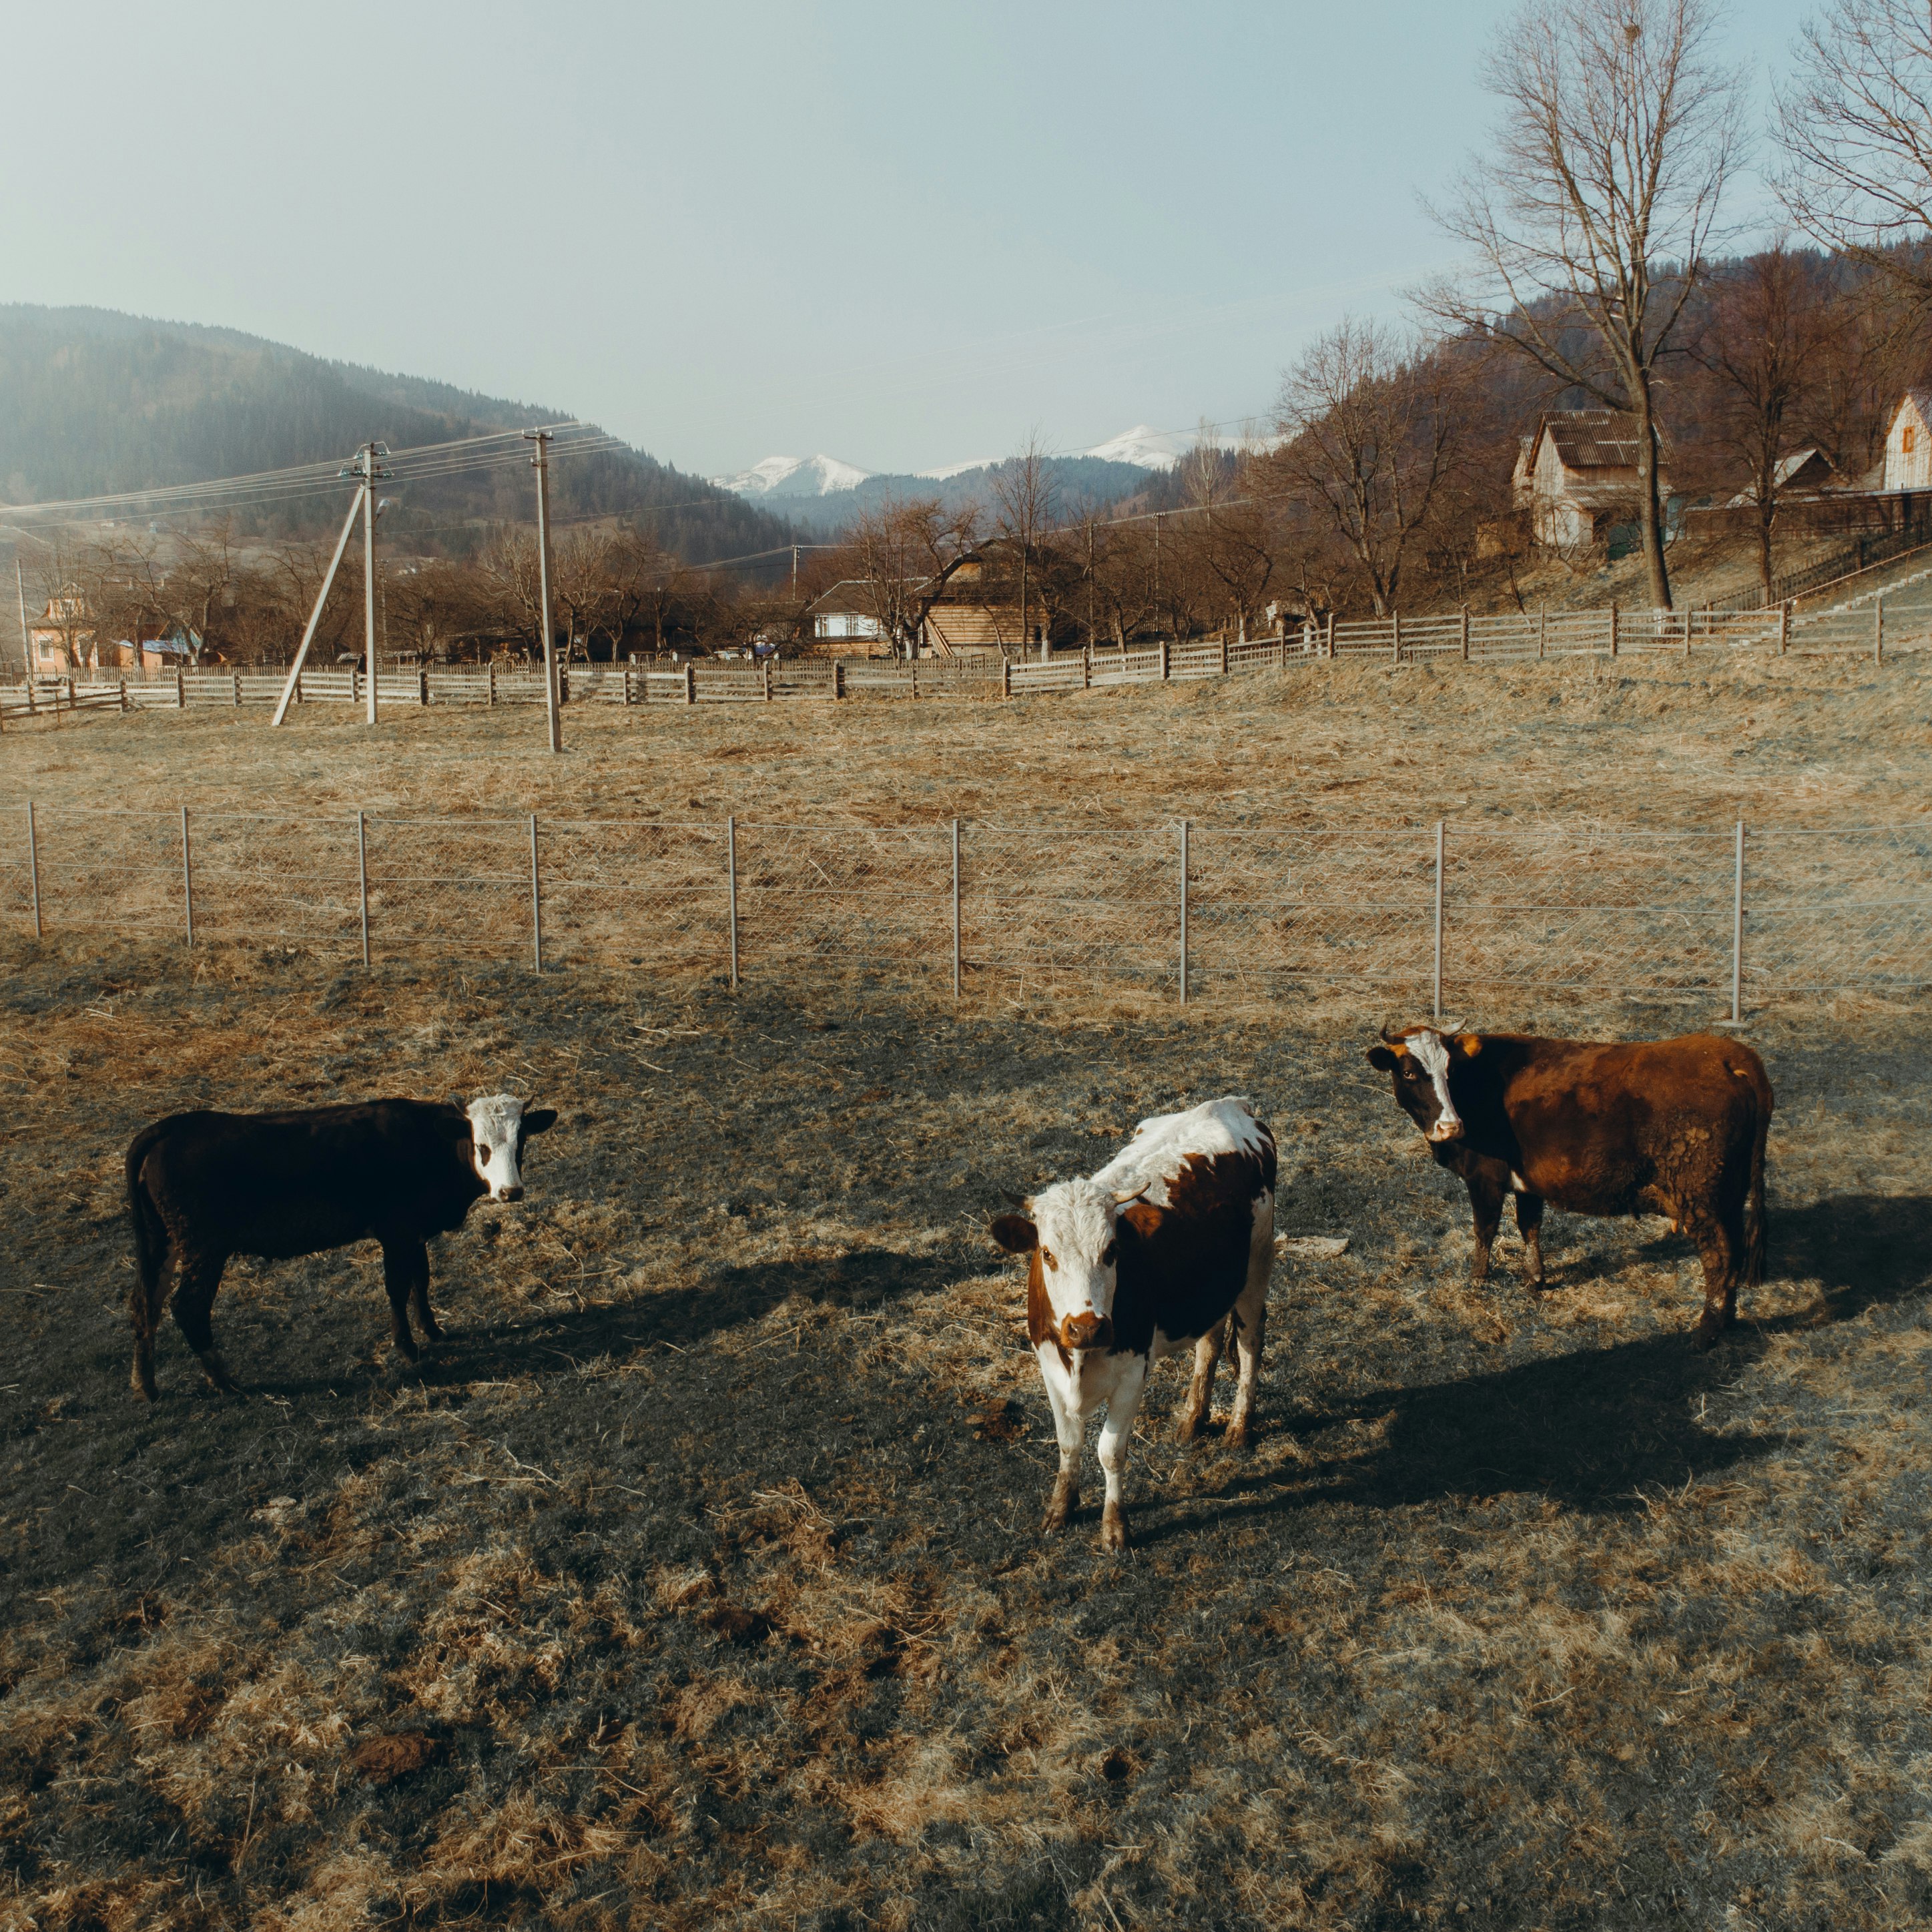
3;593;1925;729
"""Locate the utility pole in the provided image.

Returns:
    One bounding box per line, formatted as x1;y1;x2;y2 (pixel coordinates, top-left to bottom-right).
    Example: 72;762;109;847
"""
790;543;799;597
15;557;29;681
524;429;562;753
357;441;390;725
272;445;384;728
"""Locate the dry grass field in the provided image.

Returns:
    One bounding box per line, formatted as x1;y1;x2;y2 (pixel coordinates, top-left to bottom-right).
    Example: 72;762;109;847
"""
7;648;1931;832
3;660;1931;1930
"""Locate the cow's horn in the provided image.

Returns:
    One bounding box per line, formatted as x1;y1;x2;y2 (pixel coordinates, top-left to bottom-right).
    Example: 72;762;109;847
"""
1379;1022;1405;1044
1112;1183;1152;1207
998;1187;1030;1208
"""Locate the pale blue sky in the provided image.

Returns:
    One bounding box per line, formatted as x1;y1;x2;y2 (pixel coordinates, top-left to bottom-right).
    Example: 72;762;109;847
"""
1;1;1817;476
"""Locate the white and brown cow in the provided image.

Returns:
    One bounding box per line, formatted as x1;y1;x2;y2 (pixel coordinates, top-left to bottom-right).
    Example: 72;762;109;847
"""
990;1097;1277;1550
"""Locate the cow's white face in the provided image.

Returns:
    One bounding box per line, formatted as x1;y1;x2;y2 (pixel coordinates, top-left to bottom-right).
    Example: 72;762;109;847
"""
463;1093;557;1201
1015;1178;1122;1350
1367;1029;1468;1143
1405;1030;1464;1141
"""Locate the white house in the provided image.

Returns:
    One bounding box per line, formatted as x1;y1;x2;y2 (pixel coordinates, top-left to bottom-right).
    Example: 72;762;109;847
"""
1881;391;1932;493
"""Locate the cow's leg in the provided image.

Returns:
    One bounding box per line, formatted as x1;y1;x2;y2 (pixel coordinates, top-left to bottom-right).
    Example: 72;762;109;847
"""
1225;1207;1275;1450
1225;1287;1269;1451
380;1240;426;1362
1682;1203;1737;1349
129;1237;174;1403
1095;1357;1149;1552
1466;1174;1506;1283
1514;1193;1546;1289
1038;1363;1083;1535
170;1252;238;1394
1175;1319;1224;1443
392;1237;442;1344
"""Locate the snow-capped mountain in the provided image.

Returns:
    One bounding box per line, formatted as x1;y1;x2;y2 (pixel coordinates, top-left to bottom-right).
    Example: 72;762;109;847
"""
709;424;1275;503
1080;424;1197;469
1081;423;1279;468
707;453;874;499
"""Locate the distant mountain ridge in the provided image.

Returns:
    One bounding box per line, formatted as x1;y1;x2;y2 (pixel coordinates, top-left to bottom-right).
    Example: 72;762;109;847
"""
707;431;1207;533
0;305;795;564
706;422;1285;531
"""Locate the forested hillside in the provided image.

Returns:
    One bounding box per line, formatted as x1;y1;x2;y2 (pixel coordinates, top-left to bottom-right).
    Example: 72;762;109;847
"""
0;306;792;563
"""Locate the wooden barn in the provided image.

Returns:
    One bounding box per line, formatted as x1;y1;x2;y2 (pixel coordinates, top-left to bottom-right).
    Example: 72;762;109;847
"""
1514;410;1667;550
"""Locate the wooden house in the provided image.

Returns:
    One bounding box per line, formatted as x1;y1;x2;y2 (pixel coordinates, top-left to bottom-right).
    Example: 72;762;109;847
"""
922;545;1068;655
1881;391;1932;493
1514;410;1666;549
27;587;96;674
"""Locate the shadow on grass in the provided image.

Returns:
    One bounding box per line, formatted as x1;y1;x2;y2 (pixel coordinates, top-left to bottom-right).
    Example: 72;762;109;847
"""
366;1245;964;1391
1134;1192;1932;1547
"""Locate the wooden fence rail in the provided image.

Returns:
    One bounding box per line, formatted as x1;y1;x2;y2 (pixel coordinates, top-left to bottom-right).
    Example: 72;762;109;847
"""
5;593;1925;729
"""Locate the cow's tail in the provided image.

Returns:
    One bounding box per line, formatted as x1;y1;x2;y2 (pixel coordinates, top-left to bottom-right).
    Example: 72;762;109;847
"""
125;1120;173;1319
1742;1081;1771;1289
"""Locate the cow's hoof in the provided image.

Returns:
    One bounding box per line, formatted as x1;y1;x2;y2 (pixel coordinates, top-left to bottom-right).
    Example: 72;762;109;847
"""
1041;1484;1076;1535
1693;1318;1726;1351
1173;1414;1204;1446
130;1359;157;1401
1100;1507;1128;1552
1225;1422;1252;1452
196;1351;241;1395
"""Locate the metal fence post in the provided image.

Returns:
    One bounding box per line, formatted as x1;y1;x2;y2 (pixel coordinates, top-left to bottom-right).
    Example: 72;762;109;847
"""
1730;820;1744;1024
1432;820;1445;1018
25;802;41;938
356;810;370;969
726;815;739;989
529;813;543;973
951;817;961;1000
1178;820;1189;1005
180;804;195;947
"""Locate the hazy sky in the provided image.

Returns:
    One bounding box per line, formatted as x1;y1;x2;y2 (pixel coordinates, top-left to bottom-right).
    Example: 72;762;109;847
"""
3;1;1818;477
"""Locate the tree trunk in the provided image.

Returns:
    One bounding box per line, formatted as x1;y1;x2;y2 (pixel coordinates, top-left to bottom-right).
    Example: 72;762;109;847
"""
1634;375;1673;610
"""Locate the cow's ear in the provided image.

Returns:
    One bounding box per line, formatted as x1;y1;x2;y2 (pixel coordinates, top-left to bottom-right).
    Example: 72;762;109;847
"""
1366;1046;1400;1072
521;1108;559;1136
989;1213;1038;1253
1454;1034;1482;1057
451;1096;472;1119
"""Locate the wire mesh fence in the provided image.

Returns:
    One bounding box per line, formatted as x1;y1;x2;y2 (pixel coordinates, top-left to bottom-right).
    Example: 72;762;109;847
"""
7;803;1931;1009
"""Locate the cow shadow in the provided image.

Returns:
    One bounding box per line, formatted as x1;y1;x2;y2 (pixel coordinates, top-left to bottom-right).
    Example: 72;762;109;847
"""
238;1245;963;1399
1131;1191;1932;1546
416;1244;961;1386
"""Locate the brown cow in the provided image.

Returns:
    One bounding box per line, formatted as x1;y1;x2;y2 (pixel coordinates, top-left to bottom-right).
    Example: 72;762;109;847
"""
1366;1027;1772;1346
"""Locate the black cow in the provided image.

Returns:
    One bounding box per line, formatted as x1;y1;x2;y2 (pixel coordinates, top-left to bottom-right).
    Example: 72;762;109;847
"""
124;1092;556;1399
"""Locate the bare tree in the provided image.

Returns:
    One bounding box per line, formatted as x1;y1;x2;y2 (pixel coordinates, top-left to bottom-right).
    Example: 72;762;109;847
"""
1777;0;1932;304
1265;321;1467;616
1174;446;1278;634
1686;244;1845;591
845;497;973;658
1424;0;1743;609
989;434;1057;658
